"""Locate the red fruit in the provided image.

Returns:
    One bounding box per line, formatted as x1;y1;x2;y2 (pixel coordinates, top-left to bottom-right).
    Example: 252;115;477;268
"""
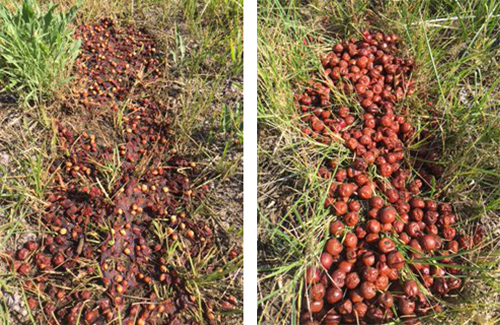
18;263;31;275
305;267;321;284
356;56;369;69
367;219;381;233
27;297;37;310
349;200;361;212
326;287;343;304
393;220;404;233
17;248;30;261
442;226;456;240
379;207;397;224
330;220;345;236
368;208;379;219
421;234;437;251
85;311;98;323
25;241;39;252
410;208;424;221
370;197;384;209
358;185;373;199
349;288;364;304
425;200;438;211
378;237;395;254
338;183;356;198
338;260;354;273
362;267;379;282
344;212;359;227
355;174;369;186
326;238;343;255
379;163;393;177
399;232;410;245
335;169;347;182
410;197;425;209
365;233;379;244
410;239;423;253
438;203;452;214
334;43;344;53
406;222;420;237
375;274;389;291
310;283;326;300
346;138;358;150
344;232;358;248
331;269;346;288
333;201;348;216
52;253;64;266
353;302;368;318
338;299;353;315
320;252;334;270
362;252;376;266
385;189;399;203
309;300;324;313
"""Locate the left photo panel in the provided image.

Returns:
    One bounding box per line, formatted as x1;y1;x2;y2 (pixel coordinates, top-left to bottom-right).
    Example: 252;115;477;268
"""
0;1;242;324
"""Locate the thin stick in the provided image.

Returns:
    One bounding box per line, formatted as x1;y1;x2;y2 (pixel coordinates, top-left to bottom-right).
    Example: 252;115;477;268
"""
411;14;500;25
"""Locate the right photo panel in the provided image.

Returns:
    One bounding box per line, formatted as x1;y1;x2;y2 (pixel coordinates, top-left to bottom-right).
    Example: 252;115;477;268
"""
258;1;500;324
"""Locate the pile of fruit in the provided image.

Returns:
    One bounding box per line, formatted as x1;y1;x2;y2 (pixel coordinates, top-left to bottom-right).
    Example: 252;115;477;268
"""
296;30;483;324
8;19;220;324
73;18;162;109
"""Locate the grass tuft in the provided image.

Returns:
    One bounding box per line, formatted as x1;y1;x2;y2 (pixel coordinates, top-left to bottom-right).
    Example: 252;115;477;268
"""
0;0;81;106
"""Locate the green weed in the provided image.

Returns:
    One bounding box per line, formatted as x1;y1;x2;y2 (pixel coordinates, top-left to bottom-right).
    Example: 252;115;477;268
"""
0;0;80;106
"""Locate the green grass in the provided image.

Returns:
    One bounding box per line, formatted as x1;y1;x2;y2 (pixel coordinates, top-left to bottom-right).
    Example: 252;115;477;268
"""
0;0;81;106
0;0;242;323
258;0;500;324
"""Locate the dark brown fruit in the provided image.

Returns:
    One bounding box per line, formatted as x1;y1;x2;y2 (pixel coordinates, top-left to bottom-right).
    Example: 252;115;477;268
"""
378;292;393;308
362;267;379;282
326;287;343;304
353;302;368;318
398;299;415;315
360;281;377;299
338;299;353;315
387;251;405;270
403;280;419;298
331;269;347;288
345;272;361;289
